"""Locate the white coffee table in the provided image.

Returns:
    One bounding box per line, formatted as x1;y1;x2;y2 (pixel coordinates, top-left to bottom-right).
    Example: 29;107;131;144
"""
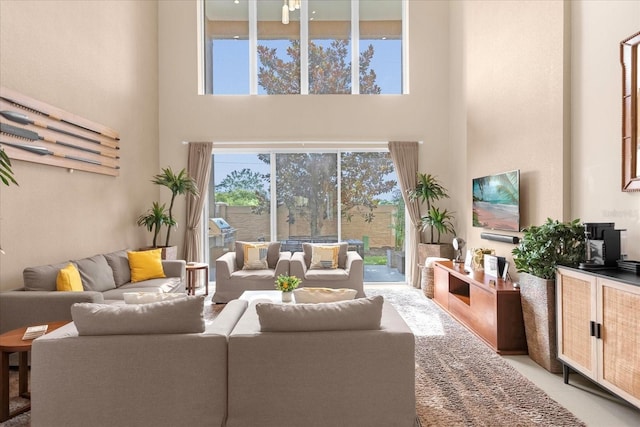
239;290;294;303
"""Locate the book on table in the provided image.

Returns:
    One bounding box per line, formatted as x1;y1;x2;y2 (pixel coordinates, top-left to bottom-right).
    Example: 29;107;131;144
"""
22;324;48;340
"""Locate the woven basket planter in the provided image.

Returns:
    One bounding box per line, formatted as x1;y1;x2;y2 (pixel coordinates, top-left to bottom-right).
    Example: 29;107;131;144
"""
421;266;435;299
519;272;562;373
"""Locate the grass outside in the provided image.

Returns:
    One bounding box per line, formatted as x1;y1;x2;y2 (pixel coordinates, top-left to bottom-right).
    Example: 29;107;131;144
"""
364;255;387;265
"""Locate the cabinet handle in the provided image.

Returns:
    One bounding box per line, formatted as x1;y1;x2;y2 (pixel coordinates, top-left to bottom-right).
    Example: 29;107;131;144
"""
596;323;602;339
590;321;596;337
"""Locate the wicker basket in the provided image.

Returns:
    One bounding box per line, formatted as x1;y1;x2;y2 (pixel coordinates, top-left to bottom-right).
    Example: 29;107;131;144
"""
421;266;435;299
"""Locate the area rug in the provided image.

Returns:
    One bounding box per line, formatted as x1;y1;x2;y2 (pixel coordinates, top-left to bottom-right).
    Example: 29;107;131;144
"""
2;287;585;427
366;285;586;427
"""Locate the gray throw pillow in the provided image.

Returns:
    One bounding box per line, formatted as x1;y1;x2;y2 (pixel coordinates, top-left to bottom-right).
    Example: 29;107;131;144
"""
71;296;205;335
103;249;132;287
256;295;383;332
74;254;116;292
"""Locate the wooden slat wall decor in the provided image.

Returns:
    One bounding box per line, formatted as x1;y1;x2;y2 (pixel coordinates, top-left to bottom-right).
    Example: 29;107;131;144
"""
0;86;120;177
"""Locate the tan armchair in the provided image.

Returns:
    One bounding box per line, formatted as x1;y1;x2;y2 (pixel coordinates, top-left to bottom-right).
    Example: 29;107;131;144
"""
290;242;365;298
213;242;291;303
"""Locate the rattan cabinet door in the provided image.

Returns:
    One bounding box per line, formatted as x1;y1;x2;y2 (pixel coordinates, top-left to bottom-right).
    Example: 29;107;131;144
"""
556;268;597;380
598;279;640;408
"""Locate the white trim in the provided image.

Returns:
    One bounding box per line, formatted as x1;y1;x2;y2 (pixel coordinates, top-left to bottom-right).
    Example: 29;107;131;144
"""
300;1;309;95
270;152;278;239
351;0;360;94
402;0;409;94
249;0;258;95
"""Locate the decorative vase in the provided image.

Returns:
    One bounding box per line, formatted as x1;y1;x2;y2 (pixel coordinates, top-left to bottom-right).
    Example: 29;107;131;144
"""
281;291;293;303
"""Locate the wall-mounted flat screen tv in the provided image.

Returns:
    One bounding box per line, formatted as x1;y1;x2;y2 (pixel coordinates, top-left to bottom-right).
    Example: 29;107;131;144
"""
472;169;520;232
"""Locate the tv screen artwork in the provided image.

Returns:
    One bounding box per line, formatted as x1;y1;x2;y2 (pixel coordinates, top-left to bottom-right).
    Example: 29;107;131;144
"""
472;170;520;232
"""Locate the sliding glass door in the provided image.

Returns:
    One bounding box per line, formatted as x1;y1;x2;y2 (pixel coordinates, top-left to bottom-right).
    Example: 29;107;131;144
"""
207;149;405;283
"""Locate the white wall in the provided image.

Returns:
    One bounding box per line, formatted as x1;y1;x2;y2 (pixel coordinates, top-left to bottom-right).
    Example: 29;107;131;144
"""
0;0;159;291
571;0;640;259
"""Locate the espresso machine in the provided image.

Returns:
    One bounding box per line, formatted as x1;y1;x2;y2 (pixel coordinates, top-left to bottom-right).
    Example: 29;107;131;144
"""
579;222;622;270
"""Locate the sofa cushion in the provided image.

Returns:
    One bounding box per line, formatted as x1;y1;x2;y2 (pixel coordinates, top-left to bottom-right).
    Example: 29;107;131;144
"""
104;249;132;287
256;295;383;332
74;254;117;292
24;261;74;291
71;296;205;335
236;241;281;270
309;245;340;269
293;287;357;303
303;242;348;269
127;249;166;282
56;263;84;292
242;243;269;270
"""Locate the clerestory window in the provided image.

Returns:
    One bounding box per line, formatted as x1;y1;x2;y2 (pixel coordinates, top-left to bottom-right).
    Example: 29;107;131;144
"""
201;0;406;95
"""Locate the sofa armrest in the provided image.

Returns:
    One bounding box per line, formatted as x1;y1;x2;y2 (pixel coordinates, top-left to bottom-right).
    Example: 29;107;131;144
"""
162;259;186;279
206;299;248;337
0;290;104;333
274;252;291;277
216;252;237;280
289;252;307;278
345;251;363;272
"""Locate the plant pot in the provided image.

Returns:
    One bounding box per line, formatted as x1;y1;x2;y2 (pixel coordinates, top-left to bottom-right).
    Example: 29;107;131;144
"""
518;272;562;373
418;243;454;262
139;246;178;260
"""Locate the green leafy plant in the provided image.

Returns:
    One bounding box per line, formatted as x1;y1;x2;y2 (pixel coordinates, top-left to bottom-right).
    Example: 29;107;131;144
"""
512;218;586;280
409;173;455;244
152;167;198;247
275;274;302;292
136;202;172;248
0;148;18;186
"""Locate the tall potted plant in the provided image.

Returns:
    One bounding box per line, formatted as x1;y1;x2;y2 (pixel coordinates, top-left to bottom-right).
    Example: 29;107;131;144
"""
0;148;18;186
512;218;585;373
409;173;455;259
150;167;198;259
137;202;172;249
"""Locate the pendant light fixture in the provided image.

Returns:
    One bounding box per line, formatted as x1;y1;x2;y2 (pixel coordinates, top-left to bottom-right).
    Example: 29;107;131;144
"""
282;0;289;25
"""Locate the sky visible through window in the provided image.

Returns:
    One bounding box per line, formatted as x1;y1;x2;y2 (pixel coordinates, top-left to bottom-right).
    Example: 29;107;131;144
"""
212;39;401;95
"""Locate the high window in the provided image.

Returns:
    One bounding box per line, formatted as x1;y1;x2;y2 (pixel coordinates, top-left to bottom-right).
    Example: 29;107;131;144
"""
207;149;406;283
202;0;406;95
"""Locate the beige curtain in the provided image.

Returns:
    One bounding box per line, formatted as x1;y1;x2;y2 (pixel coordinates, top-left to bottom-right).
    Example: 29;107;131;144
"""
388;141;421;288
184;142;213;262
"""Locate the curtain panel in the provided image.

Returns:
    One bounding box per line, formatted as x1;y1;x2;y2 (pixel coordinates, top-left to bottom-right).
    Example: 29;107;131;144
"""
184;142;213;262
388;141;421;288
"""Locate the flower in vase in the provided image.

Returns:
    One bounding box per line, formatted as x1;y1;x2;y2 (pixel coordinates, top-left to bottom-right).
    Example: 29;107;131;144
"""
275;274;301;292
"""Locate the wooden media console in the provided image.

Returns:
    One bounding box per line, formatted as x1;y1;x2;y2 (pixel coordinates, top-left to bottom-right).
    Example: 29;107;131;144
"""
433;260;527;354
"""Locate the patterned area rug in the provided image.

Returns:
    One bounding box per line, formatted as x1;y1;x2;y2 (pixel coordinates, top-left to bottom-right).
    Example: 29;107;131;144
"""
2;287;585;427
366;286;586;427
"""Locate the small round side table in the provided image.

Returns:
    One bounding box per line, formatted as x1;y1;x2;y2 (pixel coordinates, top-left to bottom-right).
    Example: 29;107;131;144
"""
186;262;209;296
0;320;69;422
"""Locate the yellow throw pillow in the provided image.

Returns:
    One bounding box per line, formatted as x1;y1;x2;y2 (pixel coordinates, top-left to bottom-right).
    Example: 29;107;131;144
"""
310;245;340;269
56;263;84;292
128;249;166;283
243;243;269;270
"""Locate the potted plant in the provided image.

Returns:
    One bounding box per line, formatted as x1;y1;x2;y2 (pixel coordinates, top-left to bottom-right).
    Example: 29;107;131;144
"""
150;167;199;259
136;202;172;249
409;173;455;259
0;147;18;186
512;218;586;373
275;274;301;303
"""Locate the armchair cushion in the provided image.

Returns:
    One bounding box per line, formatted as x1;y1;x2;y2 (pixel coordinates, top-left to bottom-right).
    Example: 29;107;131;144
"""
71;296;205;335
242;243;269;270
255;295;383;332
293;287;357;303
303;242;348;269
235;241;281;270
309;245;340;269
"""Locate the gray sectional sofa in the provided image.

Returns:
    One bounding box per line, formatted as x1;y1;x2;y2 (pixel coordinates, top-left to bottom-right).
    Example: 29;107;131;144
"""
30;295;417;427
0;249;186;334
